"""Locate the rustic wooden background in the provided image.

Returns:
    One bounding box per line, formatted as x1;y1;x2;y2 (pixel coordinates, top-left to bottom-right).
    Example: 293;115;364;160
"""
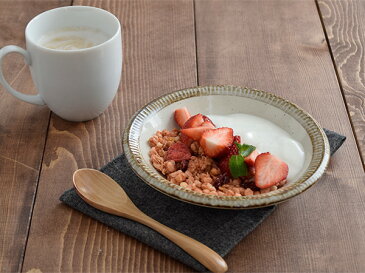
0;0;364;272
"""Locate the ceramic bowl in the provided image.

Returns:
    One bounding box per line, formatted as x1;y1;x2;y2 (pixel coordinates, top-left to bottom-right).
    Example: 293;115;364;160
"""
122;85;330;209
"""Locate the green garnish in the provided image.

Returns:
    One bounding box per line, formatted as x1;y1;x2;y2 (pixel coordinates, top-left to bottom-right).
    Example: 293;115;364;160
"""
235;143;256;157
228;143;256;178
229;155;248;178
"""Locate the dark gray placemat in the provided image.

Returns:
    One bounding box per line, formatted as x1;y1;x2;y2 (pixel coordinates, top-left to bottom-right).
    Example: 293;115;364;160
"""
60;128;345;272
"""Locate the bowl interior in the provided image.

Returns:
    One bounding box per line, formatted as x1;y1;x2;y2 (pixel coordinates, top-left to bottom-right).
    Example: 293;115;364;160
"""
140;95;312;186
124;86;329;208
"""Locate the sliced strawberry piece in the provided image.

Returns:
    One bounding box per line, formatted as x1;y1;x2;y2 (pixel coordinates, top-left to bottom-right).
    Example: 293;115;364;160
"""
181;126;212;141
233;135;241;144
199;128;234;158
174;107;191;128
244;149;259;166
183;114;216;128
218;135;241;176
218;156;231;176
166;142;191;162
254;152;288;189
202;115;216;127
179;118;214;147
201;121;216;128
229;135;241;155
180;133;193;146
179;113;206;146
183;114;205;128
220;135;241;158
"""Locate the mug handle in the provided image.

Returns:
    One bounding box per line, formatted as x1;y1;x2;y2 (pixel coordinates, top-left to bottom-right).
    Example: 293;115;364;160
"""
0;45;45;105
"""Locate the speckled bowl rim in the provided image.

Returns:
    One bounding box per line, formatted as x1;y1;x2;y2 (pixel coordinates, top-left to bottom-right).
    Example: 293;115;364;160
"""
122;85;330;209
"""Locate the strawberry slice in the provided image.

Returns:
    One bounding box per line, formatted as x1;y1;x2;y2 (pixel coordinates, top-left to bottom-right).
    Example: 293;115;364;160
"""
181;126;212;141
181;114;215;144
201;121;216;128
183;114;215;129
183;114;205;128
202;116;216;127
180;133;194;146
218;156;230;176
166;142;191;161
233;135;241;144
254;152;288;189
218;135;241;175
199;128;234;158
180;113;216;145
244;149;259;166
174;107;191;128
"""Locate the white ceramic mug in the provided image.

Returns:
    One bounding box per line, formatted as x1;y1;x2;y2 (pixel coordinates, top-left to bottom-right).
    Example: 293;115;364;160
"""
0;6;122;122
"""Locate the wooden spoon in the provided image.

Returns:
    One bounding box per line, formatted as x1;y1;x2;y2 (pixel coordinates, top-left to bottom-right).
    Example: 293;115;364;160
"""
73;168;228;273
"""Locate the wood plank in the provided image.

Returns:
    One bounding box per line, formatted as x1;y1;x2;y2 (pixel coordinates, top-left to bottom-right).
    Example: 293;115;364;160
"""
195;0;365;272
22;0;197;272
318;0;365;167
0;1;71;272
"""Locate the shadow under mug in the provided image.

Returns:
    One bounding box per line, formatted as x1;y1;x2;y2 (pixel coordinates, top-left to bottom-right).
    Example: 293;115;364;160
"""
0;6;122;122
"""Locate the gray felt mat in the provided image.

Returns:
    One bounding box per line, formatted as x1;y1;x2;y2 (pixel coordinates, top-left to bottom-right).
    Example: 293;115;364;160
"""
60;128;345;272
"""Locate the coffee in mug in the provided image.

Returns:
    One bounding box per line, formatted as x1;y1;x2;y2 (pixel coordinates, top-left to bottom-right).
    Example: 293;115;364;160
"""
38;26;109;50
0;6;122;122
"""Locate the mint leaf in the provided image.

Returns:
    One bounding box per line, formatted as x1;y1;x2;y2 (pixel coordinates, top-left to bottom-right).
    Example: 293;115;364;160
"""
229;155;248;178
235;143;256;157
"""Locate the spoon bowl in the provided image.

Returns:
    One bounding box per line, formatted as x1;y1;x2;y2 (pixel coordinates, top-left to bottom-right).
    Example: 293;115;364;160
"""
73;168;139;217
73;168;228;273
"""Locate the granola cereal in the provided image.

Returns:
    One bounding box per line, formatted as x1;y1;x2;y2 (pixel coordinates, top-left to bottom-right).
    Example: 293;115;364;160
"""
148;108;288;197
148;128;287;196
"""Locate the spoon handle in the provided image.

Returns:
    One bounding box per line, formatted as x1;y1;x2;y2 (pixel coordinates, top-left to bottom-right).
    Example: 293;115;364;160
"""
73;168;227;273
123;210;227;273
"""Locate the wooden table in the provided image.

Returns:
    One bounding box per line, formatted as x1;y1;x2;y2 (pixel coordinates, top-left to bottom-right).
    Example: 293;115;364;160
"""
1;0;364;272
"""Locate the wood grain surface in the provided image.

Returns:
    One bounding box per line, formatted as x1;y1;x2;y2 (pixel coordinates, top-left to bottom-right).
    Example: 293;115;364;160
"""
195;0;365;272
0;1;70;272
22;0;197;272
318;0;365;168
0;0;363;272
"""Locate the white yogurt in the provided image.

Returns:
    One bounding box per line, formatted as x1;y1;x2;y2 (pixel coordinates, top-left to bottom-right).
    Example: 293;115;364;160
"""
208;114;305;180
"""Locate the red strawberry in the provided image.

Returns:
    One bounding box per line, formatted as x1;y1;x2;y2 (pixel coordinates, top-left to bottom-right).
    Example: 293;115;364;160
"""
254;152;288;189
244;149;259;166
183;114;205;128
222;135;241;157
183;114;216;129
181;114;215;145
229;135;241;154
233;135;241;144
166;142;191;162
181;126;212;141
199;128;234;158
202;115;216;127
174;107;191;128
180;133;193;146
218;156;231;176
218;135;241;175
201;121;216;128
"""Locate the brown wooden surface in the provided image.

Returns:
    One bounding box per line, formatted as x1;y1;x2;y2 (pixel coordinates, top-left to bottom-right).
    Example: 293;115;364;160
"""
195;0;365;272
318;0;365;168
0;1;70;272
22;0;197;272
0;0;364;272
